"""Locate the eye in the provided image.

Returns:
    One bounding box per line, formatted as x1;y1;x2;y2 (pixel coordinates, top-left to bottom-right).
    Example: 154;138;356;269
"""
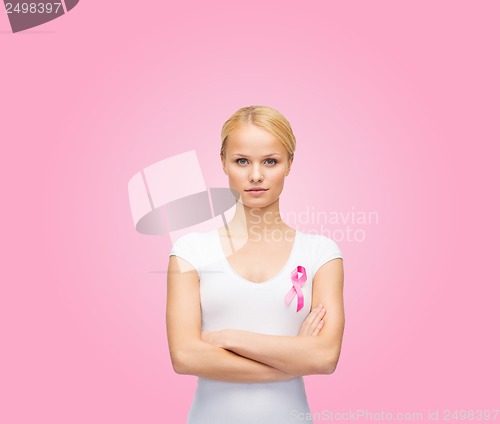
235;158;277;165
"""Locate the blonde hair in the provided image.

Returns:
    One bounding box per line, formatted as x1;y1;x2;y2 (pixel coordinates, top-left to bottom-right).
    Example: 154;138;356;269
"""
220;105;296;162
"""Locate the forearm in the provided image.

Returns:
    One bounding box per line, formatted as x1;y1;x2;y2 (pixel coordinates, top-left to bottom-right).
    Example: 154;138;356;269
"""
174;340;299;383
224;330;339;376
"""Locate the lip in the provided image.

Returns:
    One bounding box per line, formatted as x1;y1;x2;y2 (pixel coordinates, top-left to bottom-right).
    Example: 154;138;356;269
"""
245;188;268;195
245;188;268;192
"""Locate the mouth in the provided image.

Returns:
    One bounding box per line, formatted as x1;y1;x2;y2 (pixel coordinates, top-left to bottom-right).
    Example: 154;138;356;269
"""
245;188;268;192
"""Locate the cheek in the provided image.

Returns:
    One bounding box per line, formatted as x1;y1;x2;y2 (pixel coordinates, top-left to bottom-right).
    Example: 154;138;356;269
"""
227;168;246;183
269;168;287;182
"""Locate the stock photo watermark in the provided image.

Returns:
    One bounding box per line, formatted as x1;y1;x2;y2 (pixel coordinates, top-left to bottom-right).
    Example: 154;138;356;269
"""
246;206;379;243
3;1;79;33
290;408;500;422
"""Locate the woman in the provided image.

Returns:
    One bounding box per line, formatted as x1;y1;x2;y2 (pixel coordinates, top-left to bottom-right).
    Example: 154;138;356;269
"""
167;105;345;423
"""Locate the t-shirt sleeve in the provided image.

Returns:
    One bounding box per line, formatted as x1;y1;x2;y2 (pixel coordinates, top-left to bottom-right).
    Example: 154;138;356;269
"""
169;232;199;271
313;235;343;275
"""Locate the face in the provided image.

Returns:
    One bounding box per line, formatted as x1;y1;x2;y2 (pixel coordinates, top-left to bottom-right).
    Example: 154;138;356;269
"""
221;124;292;208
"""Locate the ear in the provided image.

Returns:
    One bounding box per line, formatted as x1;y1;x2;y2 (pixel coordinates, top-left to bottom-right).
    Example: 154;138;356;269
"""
286;157;293;176
220;154;227;175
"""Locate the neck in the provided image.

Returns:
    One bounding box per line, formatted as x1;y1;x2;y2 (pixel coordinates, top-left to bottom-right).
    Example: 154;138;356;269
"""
223;196;289;239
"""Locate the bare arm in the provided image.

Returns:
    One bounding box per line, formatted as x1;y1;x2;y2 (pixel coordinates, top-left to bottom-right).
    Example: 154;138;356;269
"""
166;254;298;383
203;258;345;376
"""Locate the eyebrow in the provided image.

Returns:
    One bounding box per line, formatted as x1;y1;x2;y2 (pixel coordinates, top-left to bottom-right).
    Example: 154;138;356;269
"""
231;153;281;157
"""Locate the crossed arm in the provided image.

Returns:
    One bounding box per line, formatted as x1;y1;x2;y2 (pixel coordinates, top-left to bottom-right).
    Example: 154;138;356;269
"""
166;255;344;382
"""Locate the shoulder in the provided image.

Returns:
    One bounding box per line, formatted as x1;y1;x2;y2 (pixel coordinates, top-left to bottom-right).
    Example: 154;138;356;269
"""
169;231;203;272
301;231;341;250
169;231;204;260
170;230;199;247
169;229;220;269
300;232;343;276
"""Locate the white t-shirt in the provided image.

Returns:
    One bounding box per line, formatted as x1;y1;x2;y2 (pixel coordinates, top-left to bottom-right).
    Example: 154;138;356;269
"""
169;228;343;424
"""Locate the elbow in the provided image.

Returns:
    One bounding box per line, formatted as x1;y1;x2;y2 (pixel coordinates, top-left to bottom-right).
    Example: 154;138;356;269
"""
172;360;187;375
170;340;206;375
321;358;339;375
170;350;192;375
315;350;340;375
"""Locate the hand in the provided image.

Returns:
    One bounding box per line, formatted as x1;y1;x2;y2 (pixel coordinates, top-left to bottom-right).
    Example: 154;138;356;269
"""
298;304;326;336
201;329;228;348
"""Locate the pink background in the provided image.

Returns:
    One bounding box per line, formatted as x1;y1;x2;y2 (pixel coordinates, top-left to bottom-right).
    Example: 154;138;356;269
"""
2;1;499;423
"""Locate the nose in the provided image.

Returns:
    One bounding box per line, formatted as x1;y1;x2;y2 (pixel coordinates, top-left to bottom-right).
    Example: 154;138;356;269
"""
249;164;264;183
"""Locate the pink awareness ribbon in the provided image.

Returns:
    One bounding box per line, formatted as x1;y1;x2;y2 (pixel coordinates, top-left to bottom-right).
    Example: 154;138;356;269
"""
284;266;307;312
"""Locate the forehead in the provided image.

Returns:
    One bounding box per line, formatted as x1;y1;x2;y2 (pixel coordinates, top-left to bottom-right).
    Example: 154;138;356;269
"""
226;124;285;154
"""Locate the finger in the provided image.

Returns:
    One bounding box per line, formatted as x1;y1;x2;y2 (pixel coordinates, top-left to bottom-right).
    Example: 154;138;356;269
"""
308;307;326;335
306;305;324;324
299;305;325;336
301;305;324;334
312;319;324;336
308;305;324;333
